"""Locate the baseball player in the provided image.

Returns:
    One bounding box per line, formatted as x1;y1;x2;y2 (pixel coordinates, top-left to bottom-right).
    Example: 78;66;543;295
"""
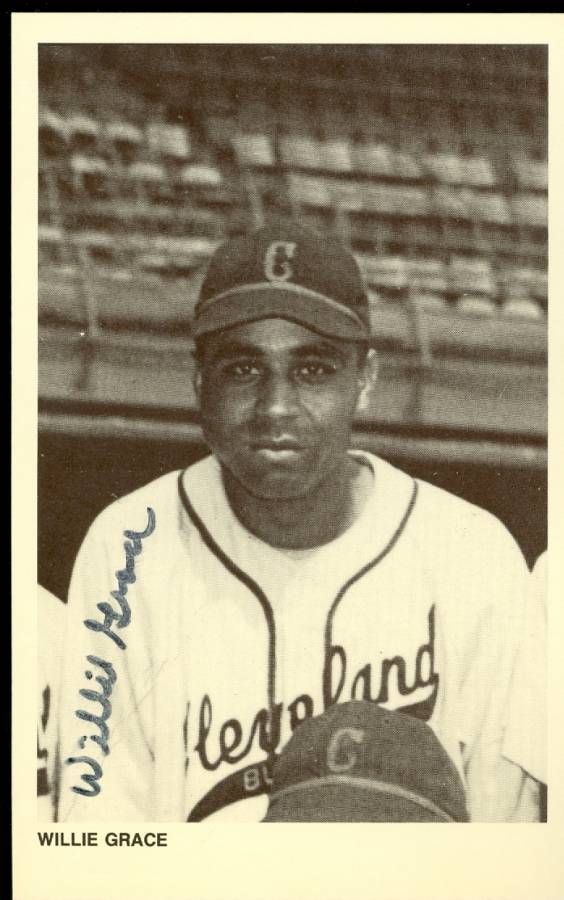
38;585;65;821
58;222;533;823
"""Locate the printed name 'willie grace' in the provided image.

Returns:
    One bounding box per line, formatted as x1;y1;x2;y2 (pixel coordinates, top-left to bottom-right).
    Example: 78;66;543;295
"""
37;831;167;847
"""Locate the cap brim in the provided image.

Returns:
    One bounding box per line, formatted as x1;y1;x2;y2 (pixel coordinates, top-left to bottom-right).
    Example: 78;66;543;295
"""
192;285;369;341
263;781;451;823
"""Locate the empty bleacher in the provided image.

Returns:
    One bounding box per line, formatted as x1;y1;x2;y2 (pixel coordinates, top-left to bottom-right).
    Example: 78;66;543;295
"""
38;44;547;439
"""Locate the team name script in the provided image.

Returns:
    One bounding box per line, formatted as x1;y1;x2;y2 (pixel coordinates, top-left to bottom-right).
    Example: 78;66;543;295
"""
65;508;156;797
194;606;438;774
185;607;438;820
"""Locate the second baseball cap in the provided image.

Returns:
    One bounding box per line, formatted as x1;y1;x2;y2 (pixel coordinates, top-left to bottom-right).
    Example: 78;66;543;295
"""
263;700;469;823
193;221;370;342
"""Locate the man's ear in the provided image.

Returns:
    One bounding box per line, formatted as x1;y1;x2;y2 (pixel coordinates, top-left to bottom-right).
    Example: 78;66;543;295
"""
356;348;378;413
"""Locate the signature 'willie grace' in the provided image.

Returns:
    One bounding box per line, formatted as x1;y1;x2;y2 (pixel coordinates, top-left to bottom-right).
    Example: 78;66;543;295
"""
65;508;156;797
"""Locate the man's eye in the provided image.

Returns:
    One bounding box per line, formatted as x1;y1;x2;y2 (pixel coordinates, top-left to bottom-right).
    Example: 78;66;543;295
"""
224;362;261;379
297;362;337;379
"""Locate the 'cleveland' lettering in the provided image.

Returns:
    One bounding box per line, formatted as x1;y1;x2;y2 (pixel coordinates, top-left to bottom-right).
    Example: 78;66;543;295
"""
195;697;282;771
329;605;437;706
190;606;438;818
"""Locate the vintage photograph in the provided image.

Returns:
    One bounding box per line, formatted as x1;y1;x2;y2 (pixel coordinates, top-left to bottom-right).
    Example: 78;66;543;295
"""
36;43;547;826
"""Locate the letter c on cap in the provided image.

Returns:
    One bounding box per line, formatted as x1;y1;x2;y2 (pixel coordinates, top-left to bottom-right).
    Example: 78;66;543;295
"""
326;727;365;773
264;241;297;282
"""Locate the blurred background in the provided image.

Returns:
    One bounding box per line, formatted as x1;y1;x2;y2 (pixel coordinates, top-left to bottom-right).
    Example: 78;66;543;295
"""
38;44;547;598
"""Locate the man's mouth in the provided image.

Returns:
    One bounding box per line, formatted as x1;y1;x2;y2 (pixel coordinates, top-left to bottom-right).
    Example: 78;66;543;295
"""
251;437;305;460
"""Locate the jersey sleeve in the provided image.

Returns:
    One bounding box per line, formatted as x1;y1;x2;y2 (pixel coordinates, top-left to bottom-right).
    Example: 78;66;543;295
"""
58;506;158;822
450;513;532;821
38;586;65;822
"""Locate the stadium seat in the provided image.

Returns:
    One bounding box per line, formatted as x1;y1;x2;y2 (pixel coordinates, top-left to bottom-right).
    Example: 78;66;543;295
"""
397;186;431;217
459;154;496;187
146;122;191;160
529;268;548;306
516;230;548;263
363;184;428;217
39;109;68;158
128;160;168;199
412;292;449;313
288;173;332;209
403;221;443;255
232;132;276;168
39;272;85;325
320;137;353;173
349;216;396;253
362;184;393;214
394;148;424;180
407;258;448;298
128;161;167;183
498;265;546;319
512;193;548;228
70;155;111;199
464;190;513;225
72;230;120;268
248;170;290;214
351;141;396;177
134;235;216;279
180;162;223;188
124;161;178;221
106;120;144;164
456;296;498;316
279;134;323;170
67;114;101;154
423;151;466;184
512;154;547;191
358;254;408;297
330;179;364;212
501;282;544;320
432;186;470;219
449;255;496;301
39;224;66;267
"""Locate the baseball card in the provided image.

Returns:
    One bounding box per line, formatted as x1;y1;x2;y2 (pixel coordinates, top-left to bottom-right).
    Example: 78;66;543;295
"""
12;11;564;900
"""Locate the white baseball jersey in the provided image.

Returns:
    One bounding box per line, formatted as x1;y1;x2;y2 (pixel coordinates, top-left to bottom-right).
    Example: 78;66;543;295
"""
38;585;65;821
503;551;546;788
58;451;530;823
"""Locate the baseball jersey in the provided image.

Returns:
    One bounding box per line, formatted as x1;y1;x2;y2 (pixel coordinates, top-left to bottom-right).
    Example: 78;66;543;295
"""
502;551;546;787
38;585;65;821
58;451;529;823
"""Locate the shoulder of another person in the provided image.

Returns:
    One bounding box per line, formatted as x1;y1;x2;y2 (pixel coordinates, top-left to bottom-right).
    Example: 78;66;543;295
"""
532;549;547;580
38;584;64;610
414;476;519;547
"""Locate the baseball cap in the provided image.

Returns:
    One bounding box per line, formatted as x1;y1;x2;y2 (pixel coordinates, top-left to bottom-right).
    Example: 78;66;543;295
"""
263;700;469;823
193;221;370;341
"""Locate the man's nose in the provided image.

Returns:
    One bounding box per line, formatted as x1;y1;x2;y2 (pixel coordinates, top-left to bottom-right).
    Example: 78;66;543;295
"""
256;373;299;418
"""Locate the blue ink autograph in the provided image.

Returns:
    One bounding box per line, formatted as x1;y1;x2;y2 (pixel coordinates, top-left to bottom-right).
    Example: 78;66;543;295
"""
66;508;156;797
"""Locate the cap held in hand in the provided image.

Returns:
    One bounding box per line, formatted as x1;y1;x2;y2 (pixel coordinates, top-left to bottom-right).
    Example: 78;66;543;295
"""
263;700;469;823
193;221;370;342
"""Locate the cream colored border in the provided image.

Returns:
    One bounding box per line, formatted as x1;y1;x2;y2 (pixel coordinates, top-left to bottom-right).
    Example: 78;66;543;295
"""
13;13;564;900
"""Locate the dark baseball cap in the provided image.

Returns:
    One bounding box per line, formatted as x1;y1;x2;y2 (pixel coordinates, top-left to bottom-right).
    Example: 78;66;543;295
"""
263;700;469;823
193;221;370;341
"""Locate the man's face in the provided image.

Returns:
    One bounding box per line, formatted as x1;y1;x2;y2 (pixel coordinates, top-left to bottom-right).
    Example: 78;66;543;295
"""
195;318;371;500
